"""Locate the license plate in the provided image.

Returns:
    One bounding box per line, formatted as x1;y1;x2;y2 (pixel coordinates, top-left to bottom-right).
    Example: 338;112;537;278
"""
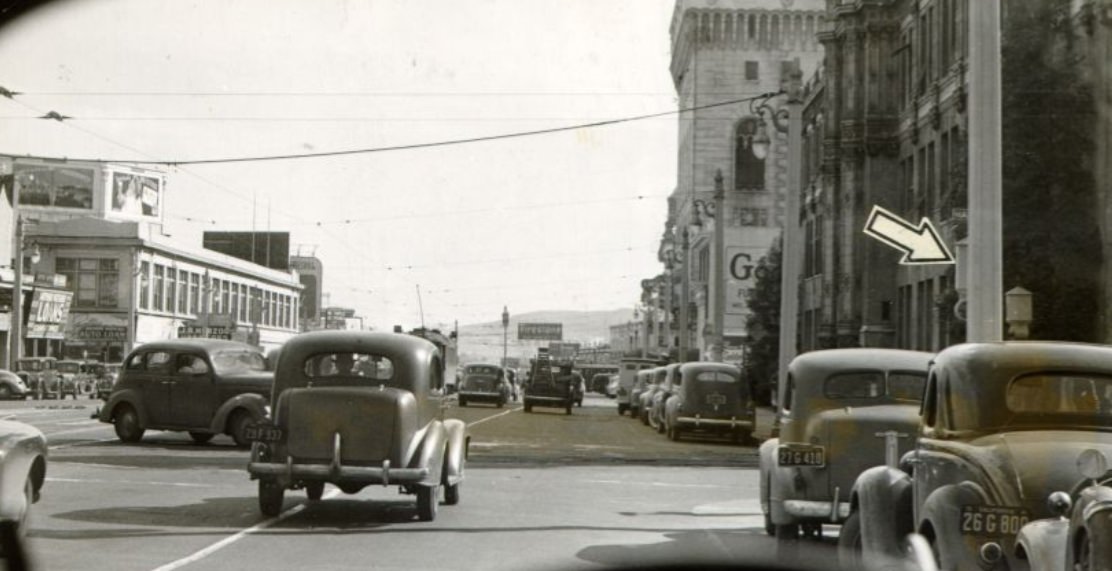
244;423;283;443
959;505;1030;536
778;444;825;467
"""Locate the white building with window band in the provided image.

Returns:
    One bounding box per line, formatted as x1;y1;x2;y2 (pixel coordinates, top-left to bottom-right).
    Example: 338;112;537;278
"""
28;217;302;363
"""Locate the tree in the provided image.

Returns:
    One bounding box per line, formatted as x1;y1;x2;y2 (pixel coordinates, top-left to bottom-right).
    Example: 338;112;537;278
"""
741;237;781;405
1001;0;1101;341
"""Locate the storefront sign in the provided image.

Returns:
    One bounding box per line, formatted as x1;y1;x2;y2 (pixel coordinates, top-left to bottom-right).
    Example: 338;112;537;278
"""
74;326;128;341
178;325;233;340
25;289;72;339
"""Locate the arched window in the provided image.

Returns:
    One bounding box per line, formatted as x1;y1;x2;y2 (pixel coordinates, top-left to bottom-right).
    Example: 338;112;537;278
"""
734;117;765;191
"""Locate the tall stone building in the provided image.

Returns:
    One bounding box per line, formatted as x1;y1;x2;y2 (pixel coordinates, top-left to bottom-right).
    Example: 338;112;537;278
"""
663;0;825;361
795;0;968;352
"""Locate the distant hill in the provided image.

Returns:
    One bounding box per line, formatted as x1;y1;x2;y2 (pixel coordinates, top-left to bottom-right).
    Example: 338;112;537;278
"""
457;308;634;364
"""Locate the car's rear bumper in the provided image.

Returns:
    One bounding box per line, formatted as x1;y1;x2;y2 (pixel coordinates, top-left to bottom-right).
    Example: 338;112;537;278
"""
783;499;851;522
524;396;569;405
458;391;504;401
675;416;754;430
248;460;429;485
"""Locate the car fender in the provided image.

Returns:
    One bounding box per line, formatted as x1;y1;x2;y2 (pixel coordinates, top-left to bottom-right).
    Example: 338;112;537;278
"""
852;465;914;566
1014;518;1068;571
442;418;468;485
759;437;796;525
919;482;989;571
758;438;776;517
208;393;269;433
99;389;148;426
0;426;46;522
408;420;446;487
1068;486;1112;570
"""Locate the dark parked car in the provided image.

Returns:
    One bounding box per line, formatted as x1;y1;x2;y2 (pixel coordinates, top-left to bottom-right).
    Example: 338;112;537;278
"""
97;339;273;446
245;331;467;521
92;362;119;400
660;362;753;442
844;342;1112;571
523;360;575;415
457;363;511;407
0;370;30;400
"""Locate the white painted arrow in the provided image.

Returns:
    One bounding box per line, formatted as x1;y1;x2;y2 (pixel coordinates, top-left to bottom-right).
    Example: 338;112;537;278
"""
863;206;955;265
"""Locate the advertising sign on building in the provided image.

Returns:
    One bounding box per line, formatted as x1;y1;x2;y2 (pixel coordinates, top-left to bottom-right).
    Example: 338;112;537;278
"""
725;246;771;316
14;163;95;210
25;289;73;339
111;171;162;217
548;342;580;360
178;325;233;340
517;322;562;341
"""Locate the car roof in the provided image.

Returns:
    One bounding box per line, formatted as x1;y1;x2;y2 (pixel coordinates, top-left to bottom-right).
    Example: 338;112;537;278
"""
679;361;741;377
131;338;263;354
935;341;1112;379
788;348;934;382
275;330;438;380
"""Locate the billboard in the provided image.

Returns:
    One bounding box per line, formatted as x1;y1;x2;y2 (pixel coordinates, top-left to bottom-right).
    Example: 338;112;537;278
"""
725;246;772;316
289;256;323;322
203;232;290;271
548;342;580;360
15;163;95;209
25;289;73;339
518;322;562;341
110;171;162;217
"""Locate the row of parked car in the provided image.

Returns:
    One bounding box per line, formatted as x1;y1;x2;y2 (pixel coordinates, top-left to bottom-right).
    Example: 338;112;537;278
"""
0;356;119;400
760;342;1112;571
620;361;754;443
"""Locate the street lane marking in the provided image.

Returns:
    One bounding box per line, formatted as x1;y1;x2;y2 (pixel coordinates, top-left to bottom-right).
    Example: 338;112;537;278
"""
148;413;506;570
149;488;343;571
465;407;520;428
47;477;216;488
581;479;735;489
49;436;118;451
44;425;113;438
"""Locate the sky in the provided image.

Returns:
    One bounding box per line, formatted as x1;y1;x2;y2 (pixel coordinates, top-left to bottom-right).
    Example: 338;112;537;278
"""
0;0;678;332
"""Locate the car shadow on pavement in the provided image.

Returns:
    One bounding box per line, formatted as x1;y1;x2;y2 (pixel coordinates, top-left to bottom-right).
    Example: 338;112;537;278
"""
575;528;839;570
51;453;245;471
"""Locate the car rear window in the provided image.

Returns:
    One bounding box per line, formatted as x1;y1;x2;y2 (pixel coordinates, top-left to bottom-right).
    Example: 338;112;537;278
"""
694;371;738;383
889;372;926;402
57;362;80;373
212;350;266;374
303;352;394;381
1007;374;1112;415
824;372;884;398
464;365;500;375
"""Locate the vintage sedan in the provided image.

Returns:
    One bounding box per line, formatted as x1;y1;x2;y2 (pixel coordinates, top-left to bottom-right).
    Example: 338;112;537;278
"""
1013;449;1112;571
0;420;47;539
53;360;86;399
760;348;931;543
246;331;467;521
15;357;59;400
648;364;681;432
0;370;30;400
457;363;510;408
628;368;654;422
663;362;753;442
98;339;272;447
844;342;1112;571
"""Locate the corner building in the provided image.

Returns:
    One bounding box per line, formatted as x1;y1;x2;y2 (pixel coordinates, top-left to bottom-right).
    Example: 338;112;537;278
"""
666;0;825;360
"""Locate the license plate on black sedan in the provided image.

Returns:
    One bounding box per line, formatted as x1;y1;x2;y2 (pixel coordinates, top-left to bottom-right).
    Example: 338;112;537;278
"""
777;444;825;467
959;505;1030;536
244;423;283;443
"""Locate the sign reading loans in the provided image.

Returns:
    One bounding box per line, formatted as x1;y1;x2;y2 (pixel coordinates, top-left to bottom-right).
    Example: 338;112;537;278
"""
863;206;955;265
517;322;562;341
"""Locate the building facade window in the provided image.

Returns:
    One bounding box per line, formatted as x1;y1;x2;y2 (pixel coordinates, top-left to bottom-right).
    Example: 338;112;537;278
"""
153;265;165;312
177;270;188;314
166;267;177;314
745;60;759;80
57;257;121;309
139;261;150;310
189;273;199;314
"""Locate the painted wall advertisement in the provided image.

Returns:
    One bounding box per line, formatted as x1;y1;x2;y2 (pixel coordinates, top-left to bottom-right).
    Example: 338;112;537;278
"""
26;289;73;339
725;246;771;316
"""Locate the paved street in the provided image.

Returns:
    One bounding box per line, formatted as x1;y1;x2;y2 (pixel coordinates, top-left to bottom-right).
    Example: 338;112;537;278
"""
4;394;839;571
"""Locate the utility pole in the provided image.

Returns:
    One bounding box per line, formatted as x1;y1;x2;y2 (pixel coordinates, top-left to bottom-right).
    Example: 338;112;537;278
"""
776;67;805;402
711;169;726;362
966;0;1004;341
9;215;24;368
501;306;509;367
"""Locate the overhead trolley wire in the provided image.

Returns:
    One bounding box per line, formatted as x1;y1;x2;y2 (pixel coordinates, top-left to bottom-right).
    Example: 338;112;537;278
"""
0;91;781;166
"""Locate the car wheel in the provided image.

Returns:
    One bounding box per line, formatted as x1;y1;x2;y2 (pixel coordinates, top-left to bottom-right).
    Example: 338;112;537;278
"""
189;431;215;444
1076;532;1093;571
459;398;467;407
565;403;572;415
416;485;439;521
113;405;145;443
229;410;255;449
305;482;325;501
837;511;863;569
775;524;799;542
258;479;285;517
0;386;10;400
444;481;461;506
617;404;627;416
